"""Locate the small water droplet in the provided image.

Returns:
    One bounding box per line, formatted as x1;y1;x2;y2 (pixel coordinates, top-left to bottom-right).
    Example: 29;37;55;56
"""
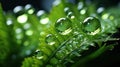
80;8;87;15
64;7;70;14
55;18;72;35
67;12;75;19
6;18;13;25
37;10;49;25
77;2;84;10
45;34;56;46
25;4;35;14
23;23;31;30
83;17;101;35
102;13;109;19
35;50;44;59
97;7;104;14
36;10;45;17
25;29;33;36
13;6;24;16
13;6;23;14
53;0;61;6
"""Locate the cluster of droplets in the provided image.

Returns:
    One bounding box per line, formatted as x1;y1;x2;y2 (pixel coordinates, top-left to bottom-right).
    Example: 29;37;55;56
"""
64;7;75;19
25;1;104;66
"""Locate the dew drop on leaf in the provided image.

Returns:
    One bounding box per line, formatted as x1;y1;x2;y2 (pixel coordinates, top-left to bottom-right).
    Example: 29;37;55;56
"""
45;34;56;46
77;2;84;10
64;7;70;14
35;50;44;59
97;7;104;14
67;12;75;19
25;4;35;14
37;10;49;25
83;17;101;35
55;18;72;35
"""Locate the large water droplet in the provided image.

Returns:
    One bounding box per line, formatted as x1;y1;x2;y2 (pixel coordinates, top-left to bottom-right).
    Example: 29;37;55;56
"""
45;34;56;46
55;18;72;35
83;17;101;35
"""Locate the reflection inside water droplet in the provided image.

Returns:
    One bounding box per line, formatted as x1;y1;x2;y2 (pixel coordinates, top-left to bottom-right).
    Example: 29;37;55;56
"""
35;50;44;59
17;14;28;23
45;34;56;45
83;17;101;35
67;12;75;19
55;18;72;35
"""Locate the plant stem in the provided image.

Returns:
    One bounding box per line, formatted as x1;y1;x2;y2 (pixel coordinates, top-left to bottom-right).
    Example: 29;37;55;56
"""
71;44;113;67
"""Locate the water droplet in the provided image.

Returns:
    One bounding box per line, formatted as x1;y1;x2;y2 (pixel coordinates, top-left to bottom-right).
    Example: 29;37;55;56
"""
23;23;31;30
37;10;49;25
13;6;24;16
55;18;72;35
17;14;28;23
25;29;33;36
36;10;45;17
13;6;23;14
45;34;56;46
53;0;61;6
40;17;49;25
35;50;44;59
80;8;87;15
102;13;109;19
15;28;22;34
25;50;31;55
6;18;13;25
97;7;104;14
77;2;84;10
23;41;29;46
83;17;101;35
25;4;35;14
64;7;70;14
67;12;75;19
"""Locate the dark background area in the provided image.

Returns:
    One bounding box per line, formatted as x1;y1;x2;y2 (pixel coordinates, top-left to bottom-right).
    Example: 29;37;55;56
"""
0;0;120;12
0;0;54;12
